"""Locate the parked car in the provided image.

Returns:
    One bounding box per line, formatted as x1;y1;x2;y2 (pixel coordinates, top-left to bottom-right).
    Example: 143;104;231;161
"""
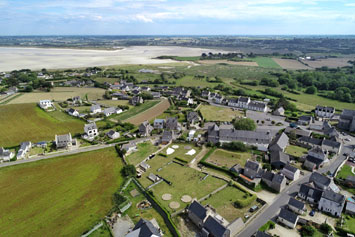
345;138;351;142
244;215;250;219
310;210;315;216
250;205;259;212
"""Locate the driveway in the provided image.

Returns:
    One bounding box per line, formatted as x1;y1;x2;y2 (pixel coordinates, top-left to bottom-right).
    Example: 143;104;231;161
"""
112;216;135;237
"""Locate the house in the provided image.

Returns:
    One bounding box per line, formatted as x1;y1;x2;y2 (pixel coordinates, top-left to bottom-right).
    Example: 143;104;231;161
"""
338;109;355;132
126;218;161;237
122;142;137;155
268;132;289;152
270;151;290;169
281;165;300;181
298;136;341;154
187;111;200;124
139;121;153;137
188;130;196;142
112;92;129;100
106;130;120;140
201;90;210;98
17;141;31;159
161;130;173;145
273;107;285;116
130;96;143;106
309;172;339;193
277;209;299;229
228;97;268;112
202;216;230;237
248;101;268;112
151;91;161;99
261;171;287;193
38;100;53;109
240;160;262;186
165;117;179;131
68;108;79;117
288;198;306;215
90;104;101;114
139;162;151;172
315;105;335;118
237;97;251;109
84;123;98;139
188;201;208;228
154;119;165;129
298;183;323;204
284;127;312;138
230;164;242;174
305;146;328;169
297;115;314;125
103;107;117;117
55;133;73;149
207;124;272;145
0;147;15;161
303;160;316;171
318;189;345;217
345;200;355;215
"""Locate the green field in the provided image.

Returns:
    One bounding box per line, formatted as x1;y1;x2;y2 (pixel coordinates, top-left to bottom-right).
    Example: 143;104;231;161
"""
285;145;308;158
199;104;244;121
175;75;217;87
206;149;251;169
0;103;85;147
126;142;159;166
122;181;172;236
249;57;282;69
139;155;226;212
201;186;257;222
342;214;355;234
161;143;202;162
0;148;124;236
114;100;160;121
337;164;354;180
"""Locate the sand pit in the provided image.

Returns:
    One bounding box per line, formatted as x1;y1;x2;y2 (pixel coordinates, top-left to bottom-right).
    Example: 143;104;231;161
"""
169;201;180;209
181;195;192;203
185;149;196;156
166;148;175;155
172;145;179;149
162;194;172;201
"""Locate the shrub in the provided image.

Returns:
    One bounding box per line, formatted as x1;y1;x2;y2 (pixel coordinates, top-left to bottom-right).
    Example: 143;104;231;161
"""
300;225;315;237
121;165;136;177
233;118;256;131
320;223;332;234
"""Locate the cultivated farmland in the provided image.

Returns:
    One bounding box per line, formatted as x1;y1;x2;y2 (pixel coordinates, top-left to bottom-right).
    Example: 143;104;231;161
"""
272;58;310;70
8;87;105;104
124;98;170;125
0;103;84;147
0;148;124;237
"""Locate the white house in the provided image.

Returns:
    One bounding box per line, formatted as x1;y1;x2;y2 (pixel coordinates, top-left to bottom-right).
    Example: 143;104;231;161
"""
277;208;299;229
55;133;73;149
39;100;53;109
90;104;102;114
315;105;335;118
84;123;98;139
68;108;79;117
281;165;300;181
188;130;196;141
0;147;15;161
16;141;32;159
103;107;117;117
106;130;120;140
318;189;345;217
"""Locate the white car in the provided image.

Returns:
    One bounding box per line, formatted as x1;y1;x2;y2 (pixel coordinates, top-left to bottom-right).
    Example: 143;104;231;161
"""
345;138;351;142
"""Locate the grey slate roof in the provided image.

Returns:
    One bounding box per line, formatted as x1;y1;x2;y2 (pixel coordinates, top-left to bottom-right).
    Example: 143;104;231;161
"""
270;151;290;165
299;136;322;146
130;218;161;237
321;189;345;203
278;208;298;224
299;183;323;201
245;160;260;171
269;132;289;151
309;172;331;187
283;164;298;174
56;133;72;142
188;201;207;221
288;197;305;210
187;111;200;123
238;97;250;103
203;216;230;237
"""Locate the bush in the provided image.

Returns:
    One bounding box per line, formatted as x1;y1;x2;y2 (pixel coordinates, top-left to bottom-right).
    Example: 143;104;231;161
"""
113;192;127;207
121;165;136;177
222;141;248;152
300;225;315;237
233;118;256;131
320;223;332;234
305;86;317;94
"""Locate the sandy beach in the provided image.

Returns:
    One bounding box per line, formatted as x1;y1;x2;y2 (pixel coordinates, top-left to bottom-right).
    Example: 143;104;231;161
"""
0;46;225;71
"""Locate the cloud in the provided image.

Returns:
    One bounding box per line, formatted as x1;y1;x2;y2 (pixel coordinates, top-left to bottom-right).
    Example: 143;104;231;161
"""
135;14;153;23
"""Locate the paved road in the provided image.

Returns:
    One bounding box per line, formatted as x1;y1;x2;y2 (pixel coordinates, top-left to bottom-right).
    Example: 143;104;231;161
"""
238;145;352;237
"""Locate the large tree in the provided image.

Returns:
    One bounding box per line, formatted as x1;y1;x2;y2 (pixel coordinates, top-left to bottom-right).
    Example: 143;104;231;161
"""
233;118;256;131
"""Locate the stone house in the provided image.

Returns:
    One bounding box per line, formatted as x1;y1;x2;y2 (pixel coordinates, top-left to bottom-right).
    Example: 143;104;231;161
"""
318;189;345;217
277;208;299;229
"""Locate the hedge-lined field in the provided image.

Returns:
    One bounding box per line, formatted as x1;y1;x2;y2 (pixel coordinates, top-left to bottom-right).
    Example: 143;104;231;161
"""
0;148;124;236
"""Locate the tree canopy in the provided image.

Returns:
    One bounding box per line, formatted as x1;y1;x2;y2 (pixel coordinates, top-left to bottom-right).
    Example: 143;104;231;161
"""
233;118;256;131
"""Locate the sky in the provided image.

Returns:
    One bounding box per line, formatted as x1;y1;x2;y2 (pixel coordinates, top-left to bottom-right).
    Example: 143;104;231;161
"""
0;0;355;35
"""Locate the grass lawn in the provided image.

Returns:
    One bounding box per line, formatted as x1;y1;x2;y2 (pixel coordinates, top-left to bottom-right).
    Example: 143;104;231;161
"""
201;186;257;222
249;57;282;69
98;100;130;107
126;142;159;166
0;103;85;147
175;75;216;88
139;155;226;212
0;148;124;237
161;143;202;163
113;100;160;121
337;164;354;180
342;214;355;233
88;223;112;237
285;145;308;158
206;149;252;169
122;181;172;236
199;105;244;122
